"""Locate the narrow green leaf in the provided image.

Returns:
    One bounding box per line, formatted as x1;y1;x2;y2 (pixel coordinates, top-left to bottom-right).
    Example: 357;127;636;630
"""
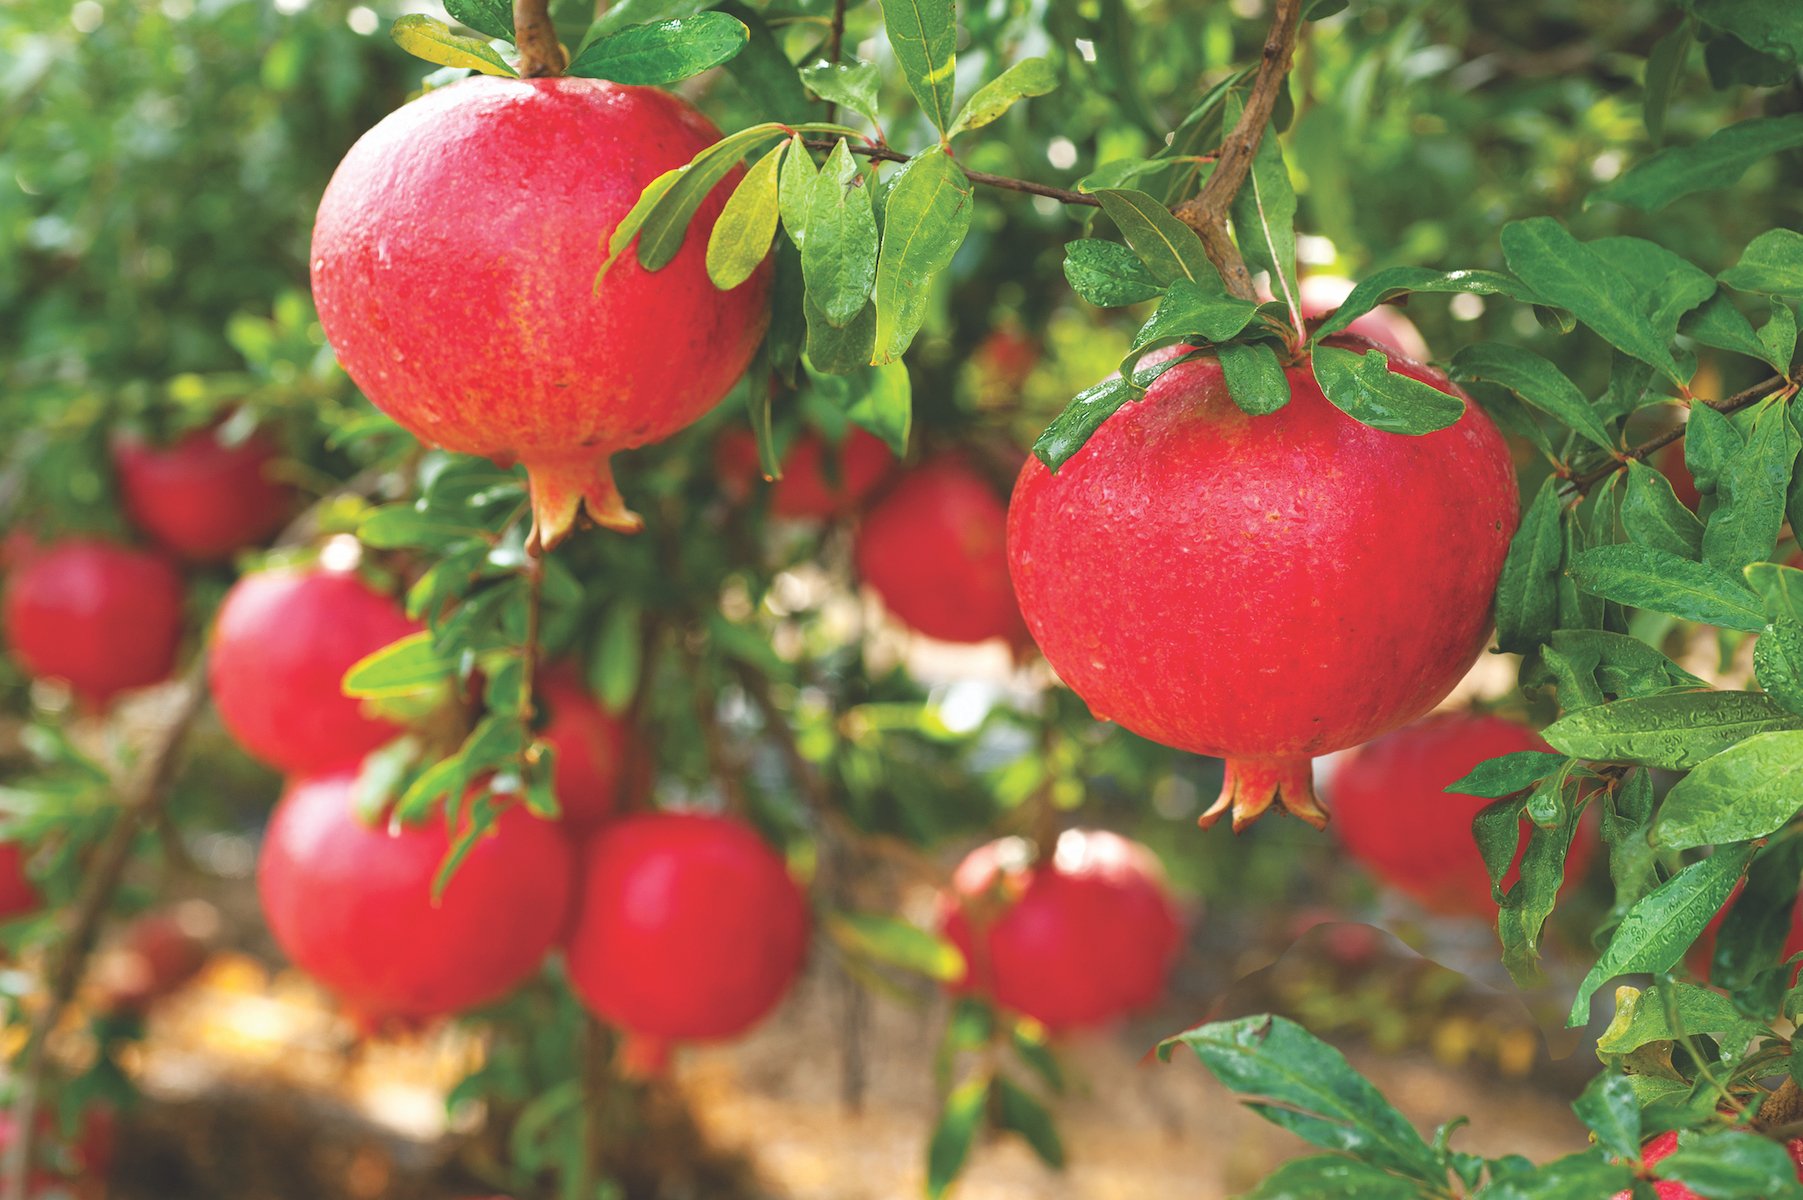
871;146;973;364
1596;982;1758;1054
1568;543;1766;630
926;1074;990;1199
1092;189;1220;289
1721;229;1803;298
843;360;913;455
1549;628;1707;694
803;140;880;328
1683;0;1803;64
343;631;453;698
948;57;1057;136
1309;267;1552;346
1761;301;1799;370
1687;400;1743;498
1761;624;1803;718
827;912;964;980
358;503;485;550
1031;352;1193;471
596;165;684;286
805;294;878;374
591;0;707;37
1656;728;1803;849
1133;280;1260;350
1310;345;1465;435
1494;477;1565;655
1445;751;1569;799
1499;785;1579;983
390;14;517;76
1596;114;1803;212
589;603;643;713
1591;236;1719;345
1218;341;1290;417
566;14;749;84
1448;343;1615;452
1748;561;1803;624
1682;291;1781;369
1703;398;1798;575
1542;689;1803;770
992;1077;1065;1169
627;124;788;274
882;0;958;134
444;0;513;42
1643;17;1696;144
1572;1074;1641;1162
706;140;784;290
778;134;815;249
798;58;881;123
1240;1156;1425;1200
1062;239;1164;308
1623;460;1705;560
1228;112;1301;338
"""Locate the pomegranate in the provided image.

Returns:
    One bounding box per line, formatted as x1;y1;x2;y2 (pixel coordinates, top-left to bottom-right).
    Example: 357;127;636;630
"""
565;812;808;1062
1007;339;1517;830
95;909;212;1015
258;768;575;1020
855;456;1025;646
940;829;1182;1032
538;663;628;832
716;427;895;519
209;565;420;774
0;843;37;921
1689;884;1803;980
1327;713;1596;916
113;423;293;560
1657;438;1702;511
1613;1130;1803;1199
1300;275;1431;361
972;325;1040;398
2;538;185;707
311;77;769;548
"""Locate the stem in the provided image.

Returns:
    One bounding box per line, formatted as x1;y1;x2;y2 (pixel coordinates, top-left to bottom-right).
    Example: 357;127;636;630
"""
517;546;544;780
513;0;564;78
1170;0;1304;299
801;138;1099;208
1566;374;1793;494
822;0;848;123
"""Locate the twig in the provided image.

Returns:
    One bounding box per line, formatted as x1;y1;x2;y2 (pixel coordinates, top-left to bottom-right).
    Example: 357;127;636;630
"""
801;138;1099;208
516;547;544;779
513;0;565;77
823;0;848;123
1566;374;1793;494
1170;0;1304;299
3;655;209;1200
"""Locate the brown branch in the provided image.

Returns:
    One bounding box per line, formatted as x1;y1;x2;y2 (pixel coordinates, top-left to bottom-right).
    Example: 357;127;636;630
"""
513;0;565;78
1566;374;1792;494
1170;0;1304;300
801;138;1099;208
823;0;848;123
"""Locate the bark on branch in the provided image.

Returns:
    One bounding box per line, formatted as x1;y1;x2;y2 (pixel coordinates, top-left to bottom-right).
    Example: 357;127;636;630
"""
514;0;566;78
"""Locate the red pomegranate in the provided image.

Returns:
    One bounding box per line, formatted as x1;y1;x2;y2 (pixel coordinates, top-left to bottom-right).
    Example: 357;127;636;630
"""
940;829;1182;1032
855;456;1025;646
95;909;212;1015
565;812;809;1062
1614;1130;1803;1199
1327;713;1596;916
2;538;185;707
0;843;37;921
113;424;292;561
209;565;420;774
1689;884;1803;980
538;663;628;832
716;427;895;519
1008;339;1518;831
1656;438;1702;511
311;77;769;548
258;768;575;1020
1300;275;1431;361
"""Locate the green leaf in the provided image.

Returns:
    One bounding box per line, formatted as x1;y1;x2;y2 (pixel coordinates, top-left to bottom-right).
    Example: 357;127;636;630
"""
1542;689;1803;769
1133;280;1260;350
1445;751;1569;799
1596;982;1759;1054
1760;301;1798;370
1031;351;1192;471
1218;341;1291;417
589;603;643;713
1702;399;1798;575
1572;1074;1641;1162
1092;189;1220;289
1683;0;1803;64
566;14;749;84
1721;229;1803;298
1157;1016;1444;1183
1308;267;1552;346
827;912;964;981
1549;628;1707;694
596;166;684;285
1494;477;1565;655
871;146;973;364
390;14;518;76
926;1074;990;1199
605;123;790;278
992;1077;1064;1170
1661;1129;1803;1200
1480;1151;1638;1199
1623;460;1705;560
798;58;882;123
1501;217;1692;386
358;503;485;551
805;294;878;374
1448;344;1615;452
814;359;913;455
1747;561;1803;624
343;631;452;698
591;0;708;37
1713;836;1803;995
778;134;815;249
705;140;784;291
1757;622;1803;715
1499;784;1580;983
1687;400;1743;497
1009;1025;1064;1094
1062;240;1164;308
1228;113;1301;338
444;0;513;42
1567;842;1755;1027
882;0;958;134
1643;17;1696;144
1310;346;1465;436
1681;292;1782;369
948;57;1057;136
803;141;880;328
1595;114;1803;212
1240;1156;1426;1200
1567;543;1766;631
1655;728;1803;849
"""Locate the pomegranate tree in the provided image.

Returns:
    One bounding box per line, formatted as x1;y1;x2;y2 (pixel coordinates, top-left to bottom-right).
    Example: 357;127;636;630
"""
716;427;895;520
1008;341;1517;829
564;812;808;1065
258;768;574;1021
112;423;292;561
311;77;769;548
538;663;629;833
2;538;185;707
209;565;420;774
940;829;1182;1031
855;456;1025;646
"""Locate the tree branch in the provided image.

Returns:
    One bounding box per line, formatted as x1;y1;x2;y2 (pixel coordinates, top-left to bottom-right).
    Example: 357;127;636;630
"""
1566;373;1794;494
514;0;565;78
823;0;848;123
1170;0;1304;299
801;138;1098;207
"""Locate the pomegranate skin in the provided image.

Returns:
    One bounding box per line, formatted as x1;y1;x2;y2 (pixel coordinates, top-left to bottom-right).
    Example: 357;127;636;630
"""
209;567;420;774
2;539;185;707
565;812;809;1048
1008;343;1518;831
311;77;770;547
258;769;575;1020
717;428;896;519
0;844;37;921
1298;276;1431;361
855;456;1025;645
1327;713;1595;916
1612;1130;1803;1199
940;830;1182;1032
113;425;292;561
538;664;627;833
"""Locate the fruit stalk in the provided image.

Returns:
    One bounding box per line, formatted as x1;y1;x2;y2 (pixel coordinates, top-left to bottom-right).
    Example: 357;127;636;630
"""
513;0;565;77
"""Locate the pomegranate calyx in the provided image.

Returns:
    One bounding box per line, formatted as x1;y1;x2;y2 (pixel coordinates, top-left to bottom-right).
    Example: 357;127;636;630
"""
523;452;643;550
1203;757;1326;832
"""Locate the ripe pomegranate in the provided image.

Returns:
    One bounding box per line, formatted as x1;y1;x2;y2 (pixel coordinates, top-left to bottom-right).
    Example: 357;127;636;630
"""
1301;275;1431;361
1327;713;1596;916
209;565;420;774
1656;438;1702;511
565;812;808;1063
1613;1130;1803;1199
855;456;1025;646
113;423;293;560
2;538;185;707
1008;338;1518;830
940;829;1182;1032
259;768;574;1020
0;843;37;921
716;427;895;519
538;663;628;832
311;77;769;548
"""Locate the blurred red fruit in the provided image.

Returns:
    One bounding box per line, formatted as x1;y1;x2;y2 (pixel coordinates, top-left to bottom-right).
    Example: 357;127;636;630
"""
96;909;212;1015
1613;1130;1803;1199
1656;439;1702;511
716;427;895;519
0;844;37;922
113;423;293;561
537;663;629;833
1296;275;1431;361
